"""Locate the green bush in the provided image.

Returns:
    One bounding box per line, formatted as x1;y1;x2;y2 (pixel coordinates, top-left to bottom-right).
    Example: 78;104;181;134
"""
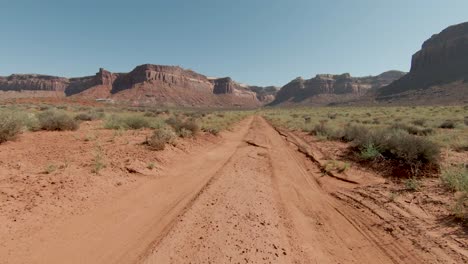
412;119;426;126
203;127;220;135
404;177;421;191
145;127;176;151
341;125;440;166
37;110;79;131
75;111;104;121
439;120;456;129
310;121;342;140
180;120;200;135
391;123;434;136
378;129;440;165
360;143;381;160
104;115;125;129
0;111;22;143
342;125;369;143
166;117;200;136
124;116;150;129
178;128;193;138
441;165;468;193
104;115;152;130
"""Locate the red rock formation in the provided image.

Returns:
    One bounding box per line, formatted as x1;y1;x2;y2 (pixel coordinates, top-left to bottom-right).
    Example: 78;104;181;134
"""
0;74;69;93
0;64;264;107
271;71;405;105
378;21;468;97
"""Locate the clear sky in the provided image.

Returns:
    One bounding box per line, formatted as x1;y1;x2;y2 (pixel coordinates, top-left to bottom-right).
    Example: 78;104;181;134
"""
1;0;467;86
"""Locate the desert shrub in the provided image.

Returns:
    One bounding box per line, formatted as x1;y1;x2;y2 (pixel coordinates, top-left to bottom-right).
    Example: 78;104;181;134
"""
404;177;421;191
39;105;51;111
37;110;79;131
203;127;220;135
453;141;468;152
391;123;434;136
145;127;176;151
104;115;152;130
104;115;125;129
441;165;468;221
310;120;343;140
464;116;468;126
178;128;193;138
341;125;440;166
453;194;468;221
412;119;426;126
124;116;150;129
75;113;93;121
180;120;200;135
0;111;23;143
441;165;468;193
327;113;337;119
166;117;200;136
165;116;183;129
342;125;369;143
439;120;456;129
382;130;440;164
143;111;158;117
360;143;381;160
75;111;104;121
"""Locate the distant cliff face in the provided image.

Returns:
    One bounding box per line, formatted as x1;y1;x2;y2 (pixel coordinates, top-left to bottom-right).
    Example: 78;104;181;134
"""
0;74;69;93
248;86;278;103
0;64;263;107
271;71;405;105
378;22;468;97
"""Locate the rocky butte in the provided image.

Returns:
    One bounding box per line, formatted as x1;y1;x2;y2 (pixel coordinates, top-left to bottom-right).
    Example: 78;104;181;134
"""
0;64;272;107
376;21;468;104
270;71;405;106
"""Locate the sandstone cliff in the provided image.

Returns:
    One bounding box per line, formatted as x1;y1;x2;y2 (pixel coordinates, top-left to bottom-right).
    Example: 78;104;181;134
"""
0;74;68;93
248;86;278;104
377;22;468;100
0;64;262;107
270;71;405;105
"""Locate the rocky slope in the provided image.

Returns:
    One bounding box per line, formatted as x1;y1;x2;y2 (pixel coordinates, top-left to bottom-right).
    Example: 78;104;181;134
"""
376;21;468;103
247;86;278;104
0;64;262;107
270;71;405;105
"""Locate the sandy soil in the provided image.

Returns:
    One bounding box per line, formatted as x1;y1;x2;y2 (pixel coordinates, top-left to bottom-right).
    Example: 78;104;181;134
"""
1;116;466;263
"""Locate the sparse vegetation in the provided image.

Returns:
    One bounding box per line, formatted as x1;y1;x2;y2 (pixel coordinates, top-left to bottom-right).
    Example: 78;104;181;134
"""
92;145;106;174
104;114;161;130
323;160;350;174
44;164;57;174
441;165;468;193
391;123;434;136
37;109;79;131
166;117;200;136
359;143;381;160
147;162;156;170
262;106;467;176
404;177;421;191
439;120;456;129
75;111;104;121
145;127;177;151
0;111;23;143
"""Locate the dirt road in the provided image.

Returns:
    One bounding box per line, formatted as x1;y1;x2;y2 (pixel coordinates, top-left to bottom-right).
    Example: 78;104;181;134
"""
2;116;465;263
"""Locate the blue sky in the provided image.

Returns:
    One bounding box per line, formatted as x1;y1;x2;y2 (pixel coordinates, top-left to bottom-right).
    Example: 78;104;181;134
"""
1;0;467;86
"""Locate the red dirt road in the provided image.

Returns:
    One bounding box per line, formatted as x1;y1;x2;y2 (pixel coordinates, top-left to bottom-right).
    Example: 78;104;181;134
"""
1;116;466;263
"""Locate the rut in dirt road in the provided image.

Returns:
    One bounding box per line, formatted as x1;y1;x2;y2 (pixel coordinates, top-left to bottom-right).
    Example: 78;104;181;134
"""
141;116;453;264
